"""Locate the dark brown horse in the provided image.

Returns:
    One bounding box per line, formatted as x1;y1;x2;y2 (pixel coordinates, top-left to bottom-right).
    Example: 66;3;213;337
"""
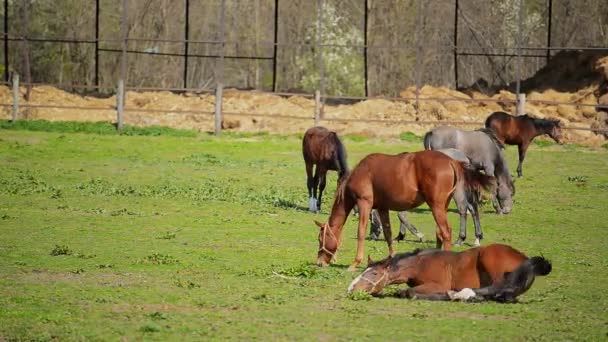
348;244;552;303
314;150;493;271
302;126;349;213
485;111;563;177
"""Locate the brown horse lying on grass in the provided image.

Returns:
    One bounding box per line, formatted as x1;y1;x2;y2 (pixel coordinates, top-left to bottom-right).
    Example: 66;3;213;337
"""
347;244;552;303
315;150;493;271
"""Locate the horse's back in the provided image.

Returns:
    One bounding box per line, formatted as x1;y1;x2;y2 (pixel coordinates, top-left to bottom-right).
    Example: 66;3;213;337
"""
426;127;497;167
302;126;336;164
478;244;528;278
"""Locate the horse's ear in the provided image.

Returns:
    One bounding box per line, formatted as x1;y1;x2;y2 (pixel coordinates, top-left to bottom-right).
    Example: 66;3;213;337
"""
314;220;325;229
367;255;374;266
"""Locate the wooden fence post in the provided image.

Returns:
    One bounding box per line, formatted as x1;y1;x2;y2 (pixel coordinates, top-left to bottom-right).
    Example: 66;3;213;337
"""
117;79;124;130
517;93;526;116
314;90;321;126
11;73;19;121
215;84;223;135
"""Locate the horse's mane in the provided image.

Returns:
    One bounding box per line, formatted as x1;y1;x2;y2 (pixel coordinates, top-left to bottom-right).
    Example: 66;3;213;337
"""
476;128;505;150
368;247;431;268
529;115;562;130
334;170;351;204
331;132;349;177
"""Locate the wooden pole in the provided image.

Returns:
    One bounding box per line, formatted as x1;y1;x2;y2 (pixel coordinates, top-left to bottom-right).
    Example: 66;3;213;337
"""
3;0;8;83
515;0;523;98
414;0;423;117
517;93;526;116
363;0;369;96
11;73;19;121
183;0;190;89
545;0;553;65
94;0;100;88
215;0;226;136
117;79;124;130
314;90;321;126
453;0;459;89
215;85;223;135
118;0;128;130
271;0;279;92
316;0;325;98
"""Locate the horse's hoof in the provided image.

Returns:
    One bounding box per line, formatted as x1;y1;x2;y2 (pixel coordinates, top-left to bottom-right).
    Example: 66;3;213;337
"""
473;239;481;247
395;233;405;242
454;240;463;247
416;233;424;242
347;264;359;272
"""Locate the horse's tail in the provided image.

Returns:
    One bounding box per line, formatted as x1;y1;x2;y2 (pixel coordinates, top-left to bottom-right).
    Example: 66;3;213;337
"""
450;160;495;198
472;256;552;303
423;131;433;150
332;132;349;178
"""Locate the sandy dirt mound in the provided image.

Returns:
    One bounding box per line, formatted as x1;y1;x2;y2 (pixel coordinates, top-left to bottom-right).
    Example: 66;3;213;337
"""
1;51;606;146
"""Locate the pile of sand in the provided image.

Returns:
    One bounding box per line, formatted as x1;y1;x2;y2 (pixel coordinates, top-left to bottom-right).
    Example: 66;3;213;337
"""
1;51;607;146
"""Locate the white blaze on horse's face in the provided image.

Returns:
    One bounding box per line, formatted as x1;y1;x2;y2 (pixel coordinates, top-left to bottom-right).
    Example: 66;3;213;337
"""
348;267;372;294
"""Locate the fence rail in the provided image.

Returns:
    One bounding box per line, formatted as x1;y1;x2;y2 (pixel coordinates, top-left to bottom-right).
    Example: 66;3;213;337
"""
1;0;607;138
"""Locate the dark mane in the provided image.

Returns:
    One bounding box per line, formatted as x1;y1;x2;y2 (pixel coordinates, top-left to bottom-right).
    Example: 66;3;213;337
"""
476;128;505;150
368;247;432;268
532;117;561;130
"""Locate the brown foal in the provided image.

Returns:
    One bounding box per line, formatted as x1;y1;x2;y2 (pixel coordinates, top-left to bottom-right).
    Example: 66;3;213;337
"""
314;150;493;271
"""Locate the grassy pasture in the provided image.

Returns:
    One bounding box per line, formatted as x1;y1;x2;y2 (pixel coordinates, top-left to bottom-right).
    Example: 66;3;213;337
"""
0;121;607;341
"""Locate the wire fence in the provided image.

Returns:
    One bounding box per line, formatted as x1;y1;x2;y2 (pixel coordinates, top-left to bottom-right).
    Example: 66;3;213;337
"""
2;0;608;135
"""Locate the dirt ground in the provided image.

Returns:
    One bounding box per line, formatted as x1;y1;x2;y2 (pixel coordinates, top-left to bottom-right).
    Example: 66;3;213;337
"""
1;51;607;146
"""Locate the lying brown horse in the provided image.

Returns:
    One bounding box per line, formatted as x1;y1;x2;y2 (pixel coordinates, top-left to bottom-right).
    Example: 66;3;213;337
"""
485;111;563;177
315;150;493;271
302;126;349;213
348;244;552;303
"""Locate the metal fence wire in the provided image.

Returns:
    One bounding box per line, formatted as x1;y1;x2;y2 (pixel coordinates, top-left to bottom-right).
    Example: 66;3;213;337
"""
1;0;608;135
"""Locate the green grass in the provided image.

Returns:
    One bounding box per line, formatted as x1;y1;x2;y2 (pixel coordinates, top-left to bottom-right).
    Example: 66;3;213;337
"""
0;119;198;137
0;124;607;341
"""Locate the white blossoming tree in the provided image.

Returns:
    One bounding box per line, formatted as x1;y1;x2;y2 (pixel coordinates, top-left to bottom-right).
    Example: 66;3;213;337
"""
295;2;364;96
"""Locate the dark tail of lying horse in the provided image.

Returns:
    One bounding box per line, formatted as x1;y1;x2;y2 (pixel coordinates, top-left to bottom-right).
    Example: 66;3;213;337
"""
472;256;552;303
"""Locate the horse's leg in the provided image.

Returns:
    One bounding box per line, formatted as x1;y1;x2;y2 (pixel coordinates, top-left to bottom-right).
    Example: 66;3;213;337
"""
430;203;452;251
311;166;321;213
484;164;502;214
349;199;371;272
396;211;423;242
453;188;468;247
306;162;316;212
317;170;327;212
396;283;452;301
517;142;529;178
369;209;382;240
469;192;482;246
377;209;395;257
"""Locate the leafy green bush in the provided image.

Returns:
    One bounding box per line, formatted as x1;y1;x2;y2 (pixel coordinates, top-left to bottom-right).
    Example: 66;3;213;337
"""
399;132;421;142
50;244;73;256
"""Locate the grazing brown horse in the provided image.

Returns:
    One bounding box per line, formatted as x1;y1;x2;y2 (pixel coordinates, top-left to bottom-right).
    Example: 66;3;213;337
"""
485;111;563;177
314;150;493;271
302;127;349;213
348;244;552;303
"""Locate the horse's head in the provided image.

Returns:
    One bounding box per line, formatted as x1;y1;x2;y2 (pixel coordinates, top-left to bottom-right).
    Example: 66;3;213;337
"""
496;177;515;214
548;120;564;144
315;221;339;267
347;255;391;295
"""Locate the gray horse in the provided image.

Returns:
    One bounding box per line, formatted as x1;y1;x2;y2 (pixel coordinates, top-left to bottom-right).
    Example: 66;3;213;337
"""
370;148;490;247
424;126;515;215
